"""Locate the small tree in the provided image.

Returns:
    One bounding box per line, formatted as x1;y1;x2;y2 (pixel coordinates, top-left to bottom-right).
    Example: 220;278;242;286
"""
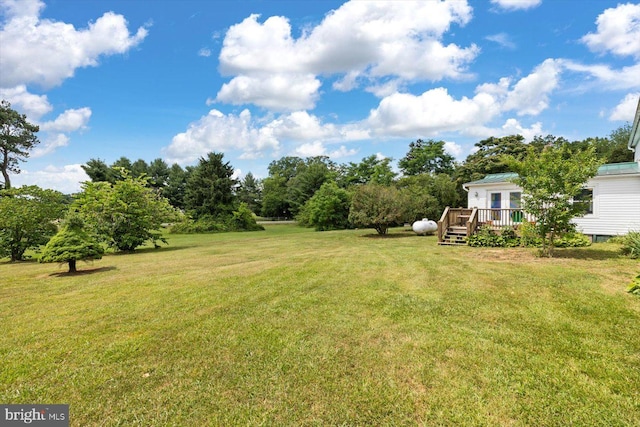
506;144;601;257
1;100;40;189
40;215;104;273
74;171;178;252
298;181;351;231
0;185;67;261
398;139;455;176
348;184;406;235
184;152;237;220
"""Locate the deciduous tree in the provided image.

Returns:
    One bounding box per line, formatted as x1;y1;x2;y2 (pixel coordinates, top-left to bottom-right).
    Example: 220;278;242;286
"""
298;181;351;231
399;139;455;176
74;171;177;251
348;184;407;235
0;185;67;261
506;144;601;257
0;100;40;189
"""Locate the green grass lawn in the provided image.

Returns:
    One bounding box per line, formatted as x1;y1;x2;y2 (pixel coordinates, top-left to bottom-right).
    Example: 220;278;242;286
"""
1;224;639;426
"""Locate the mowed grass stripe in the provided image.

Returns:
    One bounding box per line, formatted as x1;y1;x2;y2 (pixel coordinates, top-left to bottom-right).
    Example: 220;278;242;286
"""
1;224;639;425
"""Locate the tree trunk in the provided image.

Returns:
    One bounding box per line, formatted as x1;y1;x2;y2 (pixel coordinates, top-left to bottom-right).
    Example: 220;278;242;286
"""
1;154;10;189
68;259;77;273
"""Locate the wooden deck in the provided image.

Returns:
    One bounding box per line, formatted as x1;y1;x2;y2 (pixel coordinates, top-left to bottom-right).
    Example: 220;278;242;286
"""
437;207;535;245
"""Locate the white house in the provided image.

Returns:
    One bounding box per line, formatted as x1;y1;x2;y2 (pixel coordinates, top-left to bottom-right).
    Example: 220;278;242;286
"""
463;98;640;242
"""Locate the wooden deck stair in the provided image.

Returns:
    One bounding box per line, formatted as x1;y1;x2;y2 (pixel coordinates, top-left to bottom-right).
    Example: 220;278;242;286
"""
439;226;468;245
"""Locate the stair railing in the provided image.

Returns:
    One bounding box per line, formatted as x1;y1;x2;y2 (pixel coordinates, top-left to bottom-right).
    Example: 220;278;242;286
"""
437;206;450;243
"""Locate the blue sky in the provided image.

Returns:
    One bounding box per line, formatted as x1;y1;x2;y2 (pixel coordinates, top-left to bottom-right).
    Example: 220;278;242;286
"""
1;0;639;193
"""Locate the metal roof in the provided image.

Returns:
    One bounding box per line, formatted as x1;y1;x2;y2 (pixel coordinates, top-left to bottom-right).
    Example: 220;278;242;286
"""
465;162;640;186
596;162;639;176
464;172;518;186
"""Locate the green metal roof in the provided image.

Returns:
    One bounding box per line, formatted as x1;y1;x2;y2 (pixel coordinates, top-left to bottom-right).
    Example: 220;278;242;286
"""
596;162;639;176
464;172;518;186
465;162;639;186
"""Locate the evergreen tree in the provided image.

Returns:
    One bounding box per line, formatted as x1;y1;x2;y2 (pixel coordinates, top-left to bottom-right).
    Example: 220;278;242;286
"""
40;215;104;273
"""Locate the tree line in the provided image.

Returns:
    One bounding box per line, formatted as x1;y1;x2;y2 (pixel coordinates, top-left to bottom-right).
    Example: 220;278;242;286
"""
0;98;633;265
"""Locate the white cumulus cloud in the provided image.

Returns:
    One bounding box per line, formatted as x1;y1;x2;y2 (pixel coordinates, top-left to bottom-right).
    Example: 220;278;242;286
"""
365;87;500;137
40;108;91;132
0;84;51;119
490;0;542;11
581;3;640;59
11;163;89;194
216;0;478;111
0;0;148;88
216;74;321;111
502;58;562;115
163;109;280;164
609;93;640;121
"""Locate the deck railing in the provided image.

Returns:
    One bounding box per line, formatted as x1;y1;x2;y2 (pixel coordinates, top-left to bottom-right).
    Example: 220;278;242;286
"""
438;207;537;243
474;208;536;229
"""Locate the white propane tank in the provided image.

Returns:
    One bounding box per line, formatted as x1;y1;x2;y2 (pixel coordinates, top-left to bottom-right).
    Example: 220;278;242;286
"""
412;218;437;235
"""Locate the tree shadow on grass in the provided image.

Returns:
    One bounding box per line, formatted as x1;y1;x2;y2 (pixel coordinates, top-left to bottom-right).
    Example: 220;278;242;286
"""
551;248;623;260
110;245;194;256
49;266;117;277
362;232;417;239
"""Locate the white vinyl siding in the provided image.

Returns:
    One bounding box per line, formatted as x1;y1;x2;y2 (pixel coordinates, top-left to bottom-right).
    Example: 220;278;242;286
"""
573;175;640;236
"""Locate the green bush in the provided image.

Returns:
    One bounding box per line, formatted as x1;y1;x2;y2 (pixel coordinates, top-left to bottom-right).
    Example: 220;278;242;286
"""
229;203;265;232
628;275;640;296
554;232;591;248
170;205;264;234
468;225;520;248
620;231;640;259
519;220;543;247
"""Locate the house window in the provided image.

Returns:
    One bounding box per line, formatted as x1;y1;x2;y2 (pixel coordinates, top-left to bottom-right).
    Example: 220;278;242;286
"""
574;188;593;214
509;192;523;222
490;193;501;220
509;192;521;209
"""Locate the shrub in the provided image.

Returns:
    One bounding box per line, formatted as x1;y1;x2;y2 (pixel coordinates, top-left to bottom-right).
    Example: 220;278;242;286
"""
229;203;265;232
170;205;264;234
519;220;543;247
467;225;520;248
39;215;104;273
297;182;351;231
628;275;640;296
554;232;591;248
620;231;640;259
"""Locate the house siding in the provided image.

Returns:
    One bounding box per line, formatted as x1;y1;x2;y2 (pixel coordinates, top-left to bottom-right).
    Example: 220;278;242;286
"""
466;174;640;237
573;175;640;236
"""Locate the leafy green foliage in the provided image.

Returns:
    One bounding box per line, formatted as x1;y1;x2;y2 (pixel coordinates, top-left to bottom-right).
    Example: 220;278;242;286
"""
184;152;237;220
467;225;520;247
39;215;104;273
398;139;455;176
348;184;406;235
340;154;397;186
619;231;640;259
396;173;460;222
170;204;264;234
518;220;543;247
506;144;601;257
260;156;337;218
297;182;351;231
554;232;591;248
236;172;262;214
0;185;67;261
0;100;41;189
230;203;265;231
628;275;640;296
74;172;177;252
